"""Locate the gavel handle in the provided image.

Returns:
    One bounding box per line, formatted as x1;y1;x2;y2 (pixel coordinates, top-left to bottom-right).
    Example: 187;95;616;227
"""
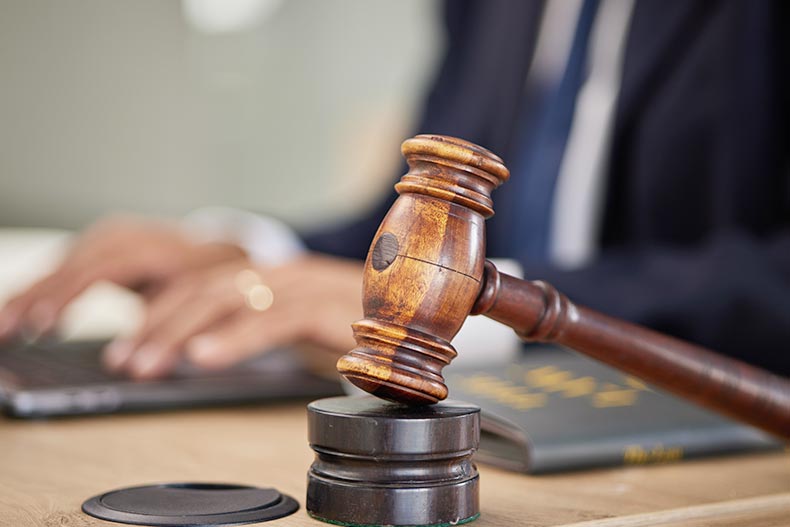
472;261;790;439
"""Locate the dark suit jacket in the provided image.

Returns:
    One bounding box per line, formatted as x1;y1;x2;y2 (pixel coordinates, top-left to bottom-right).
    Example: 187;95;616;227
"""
304;0;790;375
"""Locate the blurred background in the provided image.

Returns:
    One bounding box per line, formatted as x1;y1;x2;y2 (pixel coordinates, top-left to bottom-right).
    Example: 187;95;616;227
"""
0;0;442;231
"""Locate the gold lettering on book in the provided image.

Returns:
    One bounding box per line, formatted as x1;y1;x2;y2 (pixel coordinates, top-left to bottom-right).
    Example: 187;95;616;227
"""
458;374;548;409
451;365;653;412
623;445;684;464
593;383;640;407
525;366;573;388
554;376;597;398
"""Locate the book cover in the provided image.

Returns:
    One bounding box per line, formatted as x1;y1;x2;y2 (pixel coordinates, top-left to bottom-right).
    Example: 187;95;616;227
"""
445;346;785;473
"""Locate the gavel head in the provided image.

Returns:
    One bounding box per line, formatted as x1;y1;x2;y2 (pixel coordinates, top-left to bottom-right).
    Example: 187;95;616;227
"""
336;135;509;405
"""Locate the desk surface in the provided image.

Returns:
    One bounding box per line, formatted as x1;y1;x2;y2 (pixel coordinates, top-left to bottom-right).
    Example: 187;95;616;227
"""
1;403;788;527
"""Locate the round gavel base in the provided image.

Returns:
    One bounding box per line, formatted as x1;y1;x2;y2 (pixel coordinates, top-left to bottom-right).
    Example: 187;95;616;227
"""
81;482;298;526
306;396;481;527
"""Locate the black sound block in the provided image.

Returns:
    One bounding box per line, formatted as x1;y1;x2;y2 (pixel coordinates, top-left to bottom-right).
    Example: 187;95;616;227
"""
306;396;481;527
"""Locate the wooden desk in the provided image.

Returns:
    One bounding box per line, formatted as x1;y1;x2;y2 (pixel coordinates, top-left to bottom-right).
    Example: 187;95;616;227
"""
1;403;788;527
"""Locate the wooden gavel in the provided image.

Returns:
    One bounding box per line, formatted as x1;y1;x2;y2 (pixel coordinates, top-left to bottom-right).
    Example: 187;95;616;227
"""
337;134;790;439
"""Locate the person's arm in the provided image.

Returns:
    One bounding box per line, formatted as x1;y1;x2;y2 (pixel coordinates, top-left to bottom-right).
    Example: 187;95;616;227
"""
300;189;398;260
519;229;790;376
0;216;245;340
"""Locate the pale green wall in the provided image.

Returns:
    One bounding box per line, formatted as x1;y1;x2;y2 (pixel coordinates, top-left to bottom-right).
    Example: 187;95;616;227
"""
0;0;441;230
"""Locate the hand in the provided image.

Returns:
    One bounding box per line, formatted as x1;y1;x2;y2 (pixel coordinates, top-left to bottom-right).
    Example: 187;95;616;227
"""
103;255;363;379
0;215;245;340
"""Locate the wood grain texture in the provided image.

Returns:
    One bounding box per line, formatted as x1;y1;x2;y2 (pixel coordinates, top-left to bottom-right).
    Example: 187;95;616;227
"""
337;135;509;404
557;493;790;527
473;262;790;439
337;134;790;440
1;407;788;527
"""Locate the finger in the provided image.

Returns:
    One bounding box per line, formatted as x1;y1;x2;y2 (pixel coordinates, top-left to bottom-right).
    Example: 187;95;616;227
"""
127;267;238;348
14;265;109;336
133;280;198;342
100;280;196;375
100;287;193;374
0;230;128;339
6;258;137;338
125;343;182;381
127;303;242;378
185;302;303;370
0;267;75;339
102;338;137;372
0;308;23;341
126;290;246;379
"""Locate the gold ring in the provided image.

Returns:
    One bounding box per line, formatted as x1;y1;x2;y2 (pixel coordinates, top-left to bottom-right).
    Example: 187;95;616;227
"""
235;269;274;312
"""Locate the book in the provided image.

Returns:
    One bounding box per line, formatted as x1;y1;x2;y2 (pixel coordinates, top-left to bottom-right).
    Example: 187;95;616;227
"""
445;345;785;474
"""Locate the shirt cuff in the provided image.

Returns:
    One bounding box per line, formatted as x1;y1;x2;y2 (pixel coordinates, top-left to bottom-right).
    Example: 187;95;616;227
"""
182;206;306;267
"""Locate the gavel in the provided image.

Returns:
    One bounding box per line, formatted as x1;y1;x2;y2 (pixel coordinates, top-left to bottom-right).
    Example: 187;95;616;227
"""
337;134;790;439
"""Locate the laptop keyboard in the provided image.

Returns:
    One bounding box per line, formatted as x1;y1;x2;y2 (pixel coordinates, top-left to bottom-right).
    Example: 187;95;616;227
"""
0;341;115;387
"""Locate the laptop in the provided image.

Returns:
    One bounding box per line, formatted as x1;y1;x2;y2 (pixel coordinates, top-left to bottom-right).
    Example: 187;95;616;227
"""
0;339;343;418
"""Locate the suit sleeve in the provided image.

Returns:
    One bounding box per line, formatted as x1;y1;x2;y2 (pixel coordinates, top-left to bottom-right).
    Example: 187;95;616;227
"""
521;229;790;376
300;188;398;260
